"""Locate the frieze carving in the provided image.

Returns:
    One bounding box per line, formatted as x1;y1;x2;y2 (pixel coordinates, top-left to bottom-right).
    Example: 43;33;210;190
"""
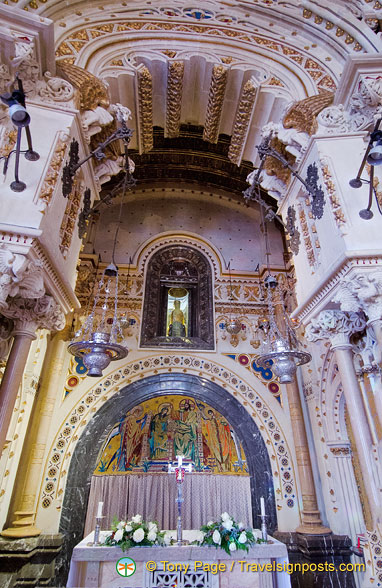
54;20;336;91
2;295;65;333
203;64;228;144
166;61;184;138
305;310;366;348
137;65;154;152
286;206;300;255
0;60;75;119
215;282;261;304
228;77;257;166
9;59;73;104
329;446;351;456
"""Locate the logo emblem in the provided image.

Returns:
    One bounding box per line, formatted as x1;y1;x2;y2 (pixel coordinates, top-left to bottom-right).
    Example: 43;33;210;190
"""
116;557;136;577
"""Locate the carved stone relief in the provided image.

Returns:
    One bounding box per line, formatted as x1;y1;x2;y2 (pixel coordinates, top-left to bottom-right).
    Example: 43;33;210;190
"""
317;75;382;134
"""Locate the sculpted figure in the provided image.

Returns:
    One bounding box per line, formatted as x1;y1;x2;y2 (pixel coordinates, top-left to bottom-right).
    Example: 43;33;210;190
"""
168;299;186;337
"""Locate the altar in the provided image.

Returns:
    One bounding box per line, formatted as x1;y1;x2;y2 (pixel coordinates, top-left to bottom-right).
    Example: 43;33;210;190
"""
67;531;291;588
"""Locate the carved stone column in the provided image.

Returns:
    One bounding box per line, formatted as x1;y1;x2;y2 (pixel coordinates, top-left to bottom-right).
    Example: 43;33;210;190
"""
306;310;381;524
0;322;36;454
334;272;382;431
0;296;65;457
286;377;331;534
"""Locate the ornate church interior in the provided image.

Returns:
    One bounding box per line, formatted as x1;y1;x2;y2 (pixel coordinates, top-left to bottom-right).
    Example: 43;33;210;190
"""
0;0;382;587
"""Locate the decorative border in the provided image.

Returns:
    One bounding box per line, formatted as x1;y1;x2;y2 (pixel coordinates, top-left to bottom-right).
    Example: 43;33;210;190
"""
55;20;337;92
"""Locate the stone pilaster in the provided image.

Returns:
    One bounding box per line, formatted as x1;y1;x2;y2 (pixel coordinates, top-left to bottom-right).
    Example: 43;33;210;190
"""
0;296;65;538
286;377;331;535
306;310;381;525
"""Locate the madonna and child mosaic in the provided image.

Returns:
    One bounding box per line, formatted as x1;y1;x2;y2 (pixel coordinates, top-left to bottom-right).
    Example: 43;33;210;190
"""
94;395;248;476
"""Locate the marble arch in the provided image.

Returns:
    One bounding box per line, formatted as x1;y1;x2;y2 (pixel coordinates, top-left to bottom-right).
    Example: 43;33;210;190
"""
55;372;280;584
37;353;300;533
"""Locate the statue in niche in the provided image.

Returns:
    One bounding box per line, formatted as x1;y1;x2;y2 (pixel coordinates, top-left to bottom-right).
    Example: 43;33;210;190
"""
167;288;188;337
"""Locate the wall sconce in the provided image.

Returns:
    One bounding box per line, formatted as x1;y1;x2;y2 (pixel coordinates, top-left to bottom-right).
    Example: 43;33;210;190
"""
243;133;320;204
349;118;382;219
0;77;39;192
62;121;133;198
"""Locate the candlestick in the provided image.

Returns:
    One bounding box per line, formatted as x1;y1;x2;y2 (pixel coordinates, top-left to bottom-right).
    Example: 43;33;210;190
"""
96;501;103;518
260;514;268;542
260;496;265;517
94;517;102;545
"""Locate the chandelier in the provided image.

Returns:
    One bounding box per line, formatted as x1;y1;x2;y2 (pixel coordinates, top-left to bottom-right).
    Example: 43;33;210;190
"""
68;262;128;377
257;276;311;383
255;205;311;383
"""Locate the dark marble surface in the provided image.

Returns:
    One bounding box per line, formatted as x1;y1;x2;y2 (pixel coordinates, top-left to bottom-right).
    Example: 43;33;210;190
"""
274;532;357;588
57;373;276;586
0;534;62;587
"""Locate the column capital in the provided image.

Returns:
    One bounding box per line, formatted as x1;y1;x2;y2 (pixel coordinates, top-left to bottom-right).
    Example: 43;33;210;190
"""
305;310;366;349
2;295;65;337
333;271;382;323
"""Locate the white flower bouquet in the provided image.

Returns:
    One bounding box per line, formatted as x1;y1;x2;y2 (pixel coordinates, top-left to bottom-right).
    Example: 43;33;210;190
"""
102;514;171;551
195;512;265;555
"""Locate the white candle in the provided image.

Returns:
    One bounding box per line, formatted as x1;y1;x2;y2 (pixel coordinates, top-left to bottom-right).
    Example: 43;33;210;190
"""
97;501;103;518
260;496;265;517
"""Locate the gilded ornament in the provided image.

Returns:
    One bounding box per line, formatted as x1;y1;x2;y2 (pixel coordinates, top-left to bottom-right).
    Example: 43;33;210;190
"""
298;207;315;266
203;64;228;143
56;62;109;111
320;159;346;229
166;61;184;139
228;77;257;165
283;91;334;135
137;66;154;152
37;136;68;207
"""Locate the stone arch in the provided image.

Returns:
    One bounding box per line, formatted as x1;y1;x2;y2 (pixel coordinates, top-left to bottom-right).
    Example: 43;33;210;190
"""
57;373;276;584
38;353;299;538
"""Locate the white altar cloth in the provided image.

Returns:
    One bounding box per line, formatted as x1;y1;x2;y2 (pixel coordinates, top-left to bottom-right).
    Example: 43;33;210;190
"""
67;531;291;588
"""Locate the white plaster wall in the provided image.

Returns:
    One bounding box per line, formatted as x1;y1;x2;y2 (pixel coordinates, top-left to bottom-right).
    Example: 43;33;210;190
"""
93;185;285;273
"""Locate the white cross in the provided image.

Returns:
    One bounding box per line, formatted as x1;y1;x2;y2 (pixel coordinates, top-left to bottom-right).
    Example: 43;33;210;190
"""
168;455;193;482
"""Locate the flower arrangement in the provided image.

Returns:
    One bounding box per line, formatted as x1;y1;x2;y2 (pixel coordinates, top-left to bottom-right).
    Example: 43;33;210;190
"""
195;512;265;555
102;514;172;551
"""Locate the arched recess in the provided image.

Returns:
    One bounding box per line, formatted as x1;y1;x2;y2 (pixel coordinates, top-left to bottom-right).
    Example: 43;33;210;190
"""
140;244;214;349
57;373;276;584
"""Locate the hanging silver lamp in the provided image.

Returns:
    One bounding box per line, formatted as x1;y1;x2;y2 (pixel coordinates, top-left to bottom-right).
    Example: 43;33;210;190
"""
68;262;128;377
